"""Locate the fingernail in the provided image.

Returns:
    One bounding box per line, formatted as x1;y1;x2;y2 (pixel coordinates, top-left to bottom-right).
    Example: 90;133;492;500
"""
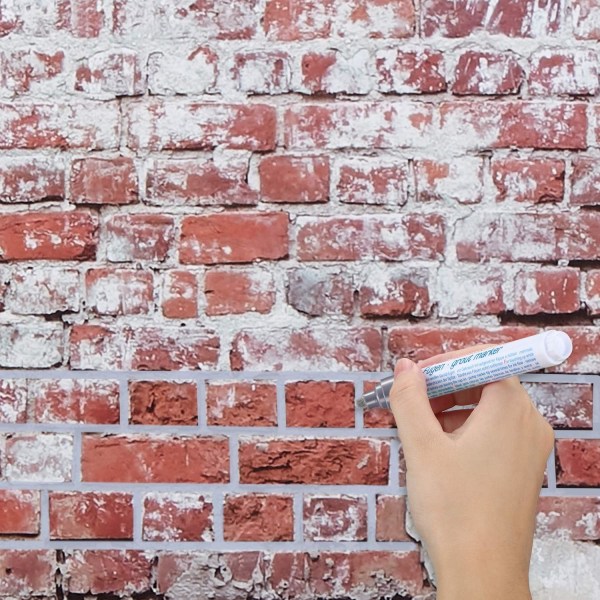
395;358;416;374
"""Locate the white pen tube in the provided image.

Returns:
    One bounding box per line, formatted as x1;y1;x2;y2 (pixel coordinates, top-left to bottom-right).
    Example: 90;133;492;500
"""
356;330;573;410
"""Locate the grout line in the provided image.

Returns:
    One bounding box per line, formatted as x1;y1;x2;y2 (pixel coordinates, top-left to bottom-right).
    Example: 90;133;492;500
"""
229;433;239;486
276;374;286;429
294;493;303;543
72;431;81;484
546;446;557;491
40;489;50;544
355;379;364;429
593;377;600;432
197;377;207;430
212;489;224;543
133;491;143;544
119;379;129;430
366;492;376;543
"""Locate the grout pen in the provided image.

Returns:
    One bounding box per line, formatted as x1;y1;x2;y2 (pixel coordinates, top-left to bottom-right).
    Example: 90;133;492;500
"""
356;330;573;410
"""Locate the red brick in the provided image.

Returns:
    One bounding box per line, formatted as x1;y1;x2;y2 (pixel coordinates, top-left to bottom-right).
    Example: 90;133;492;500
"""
162;270;198;318
415;157;483;204
335;159;409;205
74;49;144;97
436;266;506;317
529;50;599;95
456;212;600;262
146;157;258;206
0;323;63;368
573;0;600;39
304;495;367;541
57;0;105;37
452;51;523;95
376;49;446;93
0;49;64;95
363;381;397;428
129;381;197;425
0;101;119;149
441;101;587;150
536;497;600;540
339;0;416;38
70;157;138;205
126;101;276;151
556;439;600;486
31;379;119;424
206;382;277;427
300;50;372;95
231;51;291;94
286;381;355;427
515;268;580;315
263;0;335;40
0;380;27;423
359;268;432;317
585;270;600;315
231;327;382;371
64;550;152;595
297;214;445;261
492;158;565;203
523;382;592;429
7;267;80;315
287;267;353;316
285;102;434;149
0;551;55;596
0;157;64;203
147;46;219;95
555;327;600;373
224;494;294;541
5;433;73;482
205;269;275;315
571;157;600;205
0;490;40;535
239;437;389;484
181;213;289;264
0;211;97;261
376;495;410;541
105;214;174;262
422;0;561;37
259;156;329;203
82;434;229;483
143;493;213;542
70;325;219;370
49;492;133;540
85;268;153;316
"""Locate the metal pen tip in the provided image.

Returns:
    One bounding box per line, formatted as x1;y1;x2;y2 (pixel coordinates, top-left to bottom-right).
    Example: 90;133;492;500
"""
355;395;366;409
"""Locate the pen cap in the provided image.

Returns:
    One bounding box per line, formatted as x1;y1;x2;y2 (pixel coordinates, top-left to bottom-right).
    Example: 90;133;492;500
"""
543;330;573;364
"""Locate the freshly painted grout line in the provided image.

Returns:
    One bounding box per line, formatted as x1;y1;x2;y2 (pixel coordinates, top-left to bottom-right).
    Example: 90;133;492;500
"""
593;378;600;431
119;379;128;430
40;489;49;544
276;374;286;429
229;433;239;485
197;378;207;430
355;379;364;429
212;489;224;543
546;447;557;491
72;431;81;484
294;493;303;543
366;493;376;543
389;437;400;488
133;491;143;544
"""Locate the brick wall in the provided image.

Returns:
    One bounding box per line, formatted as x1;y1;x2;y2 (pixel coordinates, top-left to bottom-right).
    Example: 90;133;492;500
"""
1;0;600;598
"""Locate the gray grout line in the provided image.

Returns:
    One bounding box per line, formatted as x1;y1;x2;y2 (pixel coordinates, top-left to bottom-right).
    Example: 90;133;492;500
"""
276;374;286;429
546;447;557;491
197;378;207;429
389;437;400;489
212;489;223;543
355;379;364;429
40;489;49;544
119;379;128;430
593;378;600;431
366;493;376;543
229;433;239;486
294;493;303;543
72;431;81;484
133;491;143;544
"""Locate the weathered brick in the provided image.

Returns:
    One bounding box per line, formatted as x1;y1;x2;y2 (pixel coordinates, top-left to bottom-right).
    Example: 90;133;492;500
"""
259;156;329;203
0;157;64;203
162;270;198;318
337;0;416;38
70;325;219;370
452;51;523;94
571;157;600;205
126;101;276;151
57;0;105;37
85;268;154;316
376;495;410;541
363;381;397;428
573;0;600;39
104;214;175;262
554;327;600;373
239;437;390;484
0;551;55;596
285;102;434;149
205;268;275;315
335;158;408;205
263;0;336;40
286;381;355;427
529;50;599;95
0;323;63;368
4;433;73;482
49;492;133;540
30;379;119;424
82;434;229;483
224;494;293;541
492;158;565;203
70;157;138;205
146;157;258;206
129;381;197;425
0;49;64;95
297;214;445;261
300;50;372;94
232;327;382;371
0;490;40;535
514;268;580;315
231;51;292;94
556;439;600;486
415;157;484;203
181;213;289;264
287;266;354;316
0;380;27;423
536;496;600;540
304;495;367;541
143;493;213;542
7;267;80;314
206;381;278;427
376;49;446;93
0;211;97;261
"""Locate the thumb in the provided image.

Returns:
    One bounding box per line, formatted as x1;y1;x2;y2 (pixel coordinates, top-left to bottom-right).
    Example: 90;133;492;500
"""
390;358;441;449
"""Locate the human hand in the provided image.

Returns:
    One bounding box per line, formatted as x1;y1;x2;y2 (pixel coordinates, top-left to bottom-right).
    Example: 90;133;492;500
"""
389;347;555;600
